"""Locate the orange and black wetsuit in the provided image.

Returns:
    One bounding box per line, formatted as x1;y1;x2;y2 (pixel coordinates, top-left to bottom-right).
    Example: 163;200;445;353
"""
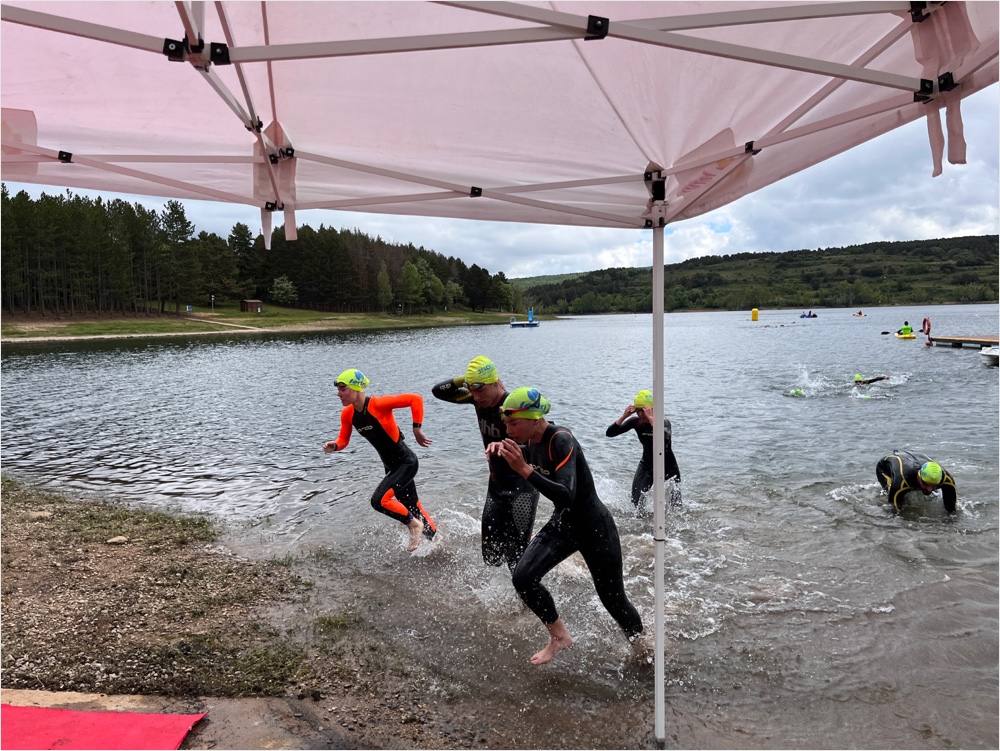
876;449;957;514
432;378;538;569
606;416;680;507
334;394;436;538
512;423;643;639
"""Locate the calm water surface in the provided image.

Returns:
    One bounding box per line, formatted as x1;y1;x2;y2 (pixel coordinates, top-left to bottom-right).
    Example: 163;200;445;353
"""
3;303;997;748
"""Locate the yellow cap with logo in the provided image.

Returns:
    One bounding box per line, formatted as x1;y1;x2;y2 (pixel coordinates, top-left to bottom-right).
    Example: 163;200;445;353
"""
464;355;498;385
501;386;550;420
335;368;370;391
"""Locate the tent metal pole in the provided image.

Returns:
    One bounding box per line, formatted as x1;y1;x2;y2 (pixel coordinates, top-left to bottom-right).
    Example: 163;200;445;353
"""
651;209;667;745
0;5;163;54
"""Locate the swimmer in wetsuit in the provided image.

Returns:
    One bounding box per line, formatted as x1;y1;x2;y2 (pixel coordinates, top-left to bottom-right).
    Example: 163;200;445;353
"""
431;356;539;570
853;373;888;386
606;389;681;508
876;449;957;514
323;368;437;551
489;386;645;665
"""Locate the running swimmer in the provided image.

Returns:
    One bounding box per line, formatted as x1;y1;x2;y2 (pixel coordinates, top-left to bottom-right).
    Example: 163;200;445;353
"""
323;368;437;551
431;356;539;571
489;387;645;665
606;389;681;508
876;449;957;514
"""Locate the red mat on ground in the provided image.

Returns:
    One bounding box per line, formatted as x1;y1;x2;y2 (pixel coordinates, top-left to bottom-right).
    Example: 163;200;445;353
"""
1;703;205;750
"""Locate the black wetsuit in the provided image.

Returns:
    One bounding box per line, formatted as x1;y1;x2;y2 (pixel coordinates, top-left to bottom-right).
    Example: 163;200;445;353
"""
876;449;957;514
432;378;539;569
512;424;643;639
606;416;681;507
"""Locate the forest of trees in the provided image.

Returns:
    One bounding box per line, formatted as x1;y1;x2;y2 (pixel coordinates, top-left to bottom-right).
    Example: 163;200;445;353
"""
522;235;999;313
0;186;520;315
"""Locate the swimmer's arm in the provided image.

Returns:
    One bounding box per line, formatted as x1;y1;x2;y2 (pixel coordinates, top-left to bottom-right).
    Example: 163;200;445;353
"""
606;414;638;437
526;432;577;507
431;376;473;404
941;473;957;514
324;407;354;452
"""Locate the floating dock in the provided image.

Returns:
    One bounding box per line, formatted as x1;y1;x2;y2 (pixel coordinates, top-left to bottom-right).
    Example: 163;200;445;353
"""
926;335;999;349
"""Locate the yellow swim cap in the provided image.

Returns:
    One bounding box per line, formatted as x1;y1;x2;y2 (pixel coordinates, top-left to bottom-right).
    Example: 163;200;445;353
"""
501;386;550;420
464;355;498;385
918;461;943;486
633;389;654;409
335;368;370;391
854;373;864;383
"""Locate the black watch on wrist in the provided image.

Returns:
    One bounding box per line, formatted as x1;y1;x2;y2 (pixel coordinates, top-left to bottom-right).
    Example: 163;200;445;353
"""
412;422;422;429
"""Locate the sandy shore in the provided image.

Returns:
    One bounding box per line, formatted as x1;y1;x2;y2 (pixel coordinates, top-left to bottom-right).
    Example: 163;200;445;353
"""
0;478;486;749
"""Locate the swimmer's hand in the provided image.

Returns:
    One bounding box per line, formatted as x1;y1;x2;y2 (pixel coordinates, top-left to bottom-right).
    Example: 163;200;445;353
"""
413;427;432;447
496;438;532;478
322;441;338;454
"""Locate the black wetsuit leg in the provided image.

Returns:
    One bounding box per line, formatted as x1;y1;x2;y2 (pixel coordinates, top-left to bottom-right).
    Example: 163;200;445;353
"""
482;482;539;570
512;511;643;638
370;453;419;524
630;460;653;507
571;510;643;638
511;517;577;624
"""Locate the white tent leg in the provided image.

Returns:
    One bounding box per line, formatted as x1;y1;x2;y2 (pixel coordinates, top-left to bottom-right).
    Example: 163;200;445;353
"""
652;218;666;745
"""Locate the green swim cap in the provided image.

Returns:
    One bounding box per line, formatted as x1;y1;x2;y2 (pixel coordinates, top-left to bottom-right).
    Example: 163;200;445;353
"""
501;386;551;420
789;387;804;397
335;368;370;391
918;461;943;486
854;373;864;383
464;355;498;385
633;389;654;409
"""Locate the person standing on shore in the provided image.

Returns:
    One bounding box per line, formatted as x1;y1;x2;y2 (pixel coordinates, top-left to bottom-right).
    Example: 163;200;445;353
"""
324;368;437;551
606;389;681;509
431;356;539;571
489;387;645;665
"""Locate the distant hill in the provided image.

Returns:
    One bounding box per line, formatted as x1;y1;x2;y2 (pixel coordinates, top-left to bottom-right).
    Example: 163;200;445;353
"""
522;235;998;313
509;272;586;290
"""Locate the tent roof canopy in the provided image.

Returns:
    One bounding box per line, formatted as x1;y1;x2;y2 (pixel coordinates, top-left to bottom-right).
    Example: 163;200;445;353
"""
2;1;997;234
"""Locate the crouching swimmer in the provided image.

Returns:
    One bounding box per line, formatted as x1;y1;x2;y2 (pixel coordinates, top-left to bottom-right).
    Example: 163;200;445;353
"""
876;449;957;514
489;386;646;665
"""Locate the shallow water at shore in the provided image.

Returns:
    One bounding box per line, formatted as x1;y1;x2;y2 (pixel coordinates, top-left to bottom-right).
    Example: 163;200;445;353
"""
2;303;997;748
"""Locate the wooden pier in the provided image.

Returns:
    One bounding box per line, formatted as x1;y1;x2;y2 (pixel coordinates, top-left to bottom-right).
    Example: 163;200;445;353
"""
926;335;999;349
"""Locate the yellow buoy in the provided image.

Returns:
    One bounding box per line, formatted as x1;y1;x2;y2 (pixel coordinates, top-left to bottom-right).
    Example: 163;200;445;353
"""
751;308;759;321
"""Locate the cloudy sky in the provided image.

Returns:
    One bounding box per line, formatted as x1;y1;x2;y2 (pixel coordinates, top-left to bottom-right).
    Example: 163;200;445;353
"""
8;86;997;279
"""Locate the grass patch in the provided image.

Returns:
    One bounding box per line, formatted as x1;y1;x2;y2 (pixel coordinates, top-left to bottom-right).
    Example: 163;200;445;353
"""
313;613;357;637
1;477;216;547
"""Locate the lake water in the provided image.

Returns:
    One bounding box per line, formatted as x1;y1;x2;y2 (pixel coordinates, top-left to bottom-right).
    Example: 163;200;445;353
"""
2;303;997;748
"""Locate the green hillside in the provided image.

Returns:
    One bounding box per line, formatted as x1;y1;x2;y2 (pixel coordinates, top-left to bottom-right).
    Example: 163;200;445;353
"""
510;272;586;290
523;235;998;313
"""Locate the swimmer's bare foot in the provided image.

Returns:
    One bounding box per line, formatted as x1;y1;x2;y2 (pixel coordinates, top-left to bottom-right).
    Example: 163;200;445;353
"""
406;518;423;551
530;618;573;665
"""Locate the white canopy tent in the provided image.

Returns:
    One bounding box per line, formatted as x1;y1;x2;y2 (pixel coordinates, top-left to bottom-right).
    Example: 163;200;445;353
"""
3;1;997;742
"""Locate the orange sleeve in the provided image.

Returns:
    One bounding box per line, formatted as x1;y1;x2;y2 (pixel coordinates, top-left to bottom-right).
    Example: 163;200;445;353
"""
334;406;354;450
371;393;425;424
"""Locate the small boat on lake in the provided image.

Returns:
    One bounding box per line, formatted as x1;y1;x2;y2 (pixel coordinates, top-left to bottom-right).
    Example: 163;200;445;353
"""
980;346;999;366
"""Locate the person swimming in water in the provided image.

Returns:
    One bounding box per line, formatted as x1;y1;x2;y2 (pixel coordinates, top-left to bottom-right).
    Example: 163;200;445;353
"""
323;368;437;551
852;373;888;386
489;387;646;665
431;356;539;571
876;449;957;514
606;389;681;508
